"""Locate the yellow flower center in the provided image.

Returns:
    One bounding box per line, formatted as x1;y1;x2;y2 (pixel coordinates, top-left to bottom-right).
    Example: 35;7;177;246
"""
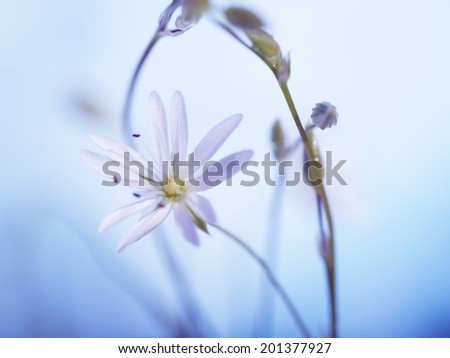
163;177;185;198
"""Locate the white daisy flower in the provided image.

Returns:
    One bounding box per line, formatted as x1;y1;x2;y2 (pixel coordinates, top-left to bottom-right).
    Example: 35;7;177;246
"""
159;0;209;36
82;91;252;252
311;102;338;130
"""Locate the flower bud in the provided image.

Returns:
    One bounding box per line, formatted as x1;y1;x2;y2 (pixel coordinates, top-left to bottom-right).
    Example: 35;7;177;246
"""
311;102;338;130
246;28;282;65
191;210;209;234
182;0;209;25
225;7;264;29
271;119;286;161
158;0;183;31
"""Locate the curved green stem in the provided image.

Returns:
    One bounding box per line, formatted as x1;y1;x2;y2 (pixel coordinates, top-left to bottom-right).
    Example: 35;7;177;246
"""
279;82;336;338
215;21;337;337
210;223;311;338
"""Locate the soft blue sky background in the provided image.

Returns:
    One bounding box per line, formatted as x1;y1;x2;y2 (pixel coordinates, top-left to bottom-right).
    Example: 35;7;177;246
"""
1;0;450;337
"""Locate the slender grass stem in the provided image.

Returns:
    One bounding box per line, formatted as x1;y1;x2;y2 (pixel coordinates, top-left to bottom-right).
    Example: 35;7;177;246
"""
210;223;311;338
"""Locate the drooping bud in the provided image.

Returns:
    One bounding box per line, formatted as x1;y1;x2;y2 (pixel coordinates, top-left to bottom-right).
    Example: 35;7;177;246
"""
246;28;282;66
158;0;183;32
158;0;193;37
182;0;209;25
225;7;264;29
311;102;338;130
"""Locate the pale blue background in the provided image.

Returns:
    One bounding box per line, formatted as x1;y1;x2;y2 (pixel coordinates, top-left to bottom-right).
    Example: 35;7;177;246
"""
1;0;449;337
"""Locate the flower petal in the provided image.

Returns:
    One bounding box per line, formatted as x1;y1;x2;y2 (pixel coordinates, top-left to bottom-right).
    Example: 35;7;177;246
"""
117;202;172;253
191;113;242;175
88;134;161;182
89;134;146;167
98;197;158;232
81;149;114;176
173;204;199;246
190;150;253;192
81;148;160;189
185;193;217;224
148;92;171;166
170;91;188;161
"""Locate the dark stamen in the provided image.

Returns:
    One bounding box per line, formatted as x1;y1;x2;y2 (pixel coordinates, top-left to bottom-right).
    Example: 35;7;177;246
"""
113;176;118;184
132;134;141;138
133;193;141;198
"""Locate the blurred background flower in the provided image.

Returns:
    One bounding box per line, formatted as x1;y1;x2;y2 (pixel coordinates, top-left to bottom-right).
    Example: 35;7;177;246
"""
1;0;450;337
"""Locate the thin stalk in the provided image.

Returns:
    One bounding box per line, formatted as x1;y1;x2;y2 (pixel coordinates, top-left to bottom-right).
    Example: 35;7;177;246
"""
122;0;182;142
156;228;217;337
254;174;285;336
210;223;311;338
215;21;337;337
122;32;161;145
279;82;337;338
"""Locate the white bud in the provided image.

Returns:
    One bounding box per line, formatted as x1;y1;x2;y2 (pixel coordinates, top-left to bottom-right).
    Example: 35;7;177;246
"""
311;102;338;130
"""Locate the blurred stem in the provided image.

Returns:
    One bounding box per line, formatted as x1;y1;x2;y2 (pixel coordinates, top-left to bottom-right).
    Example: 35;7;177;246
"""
216;21;337;337
156;228;217;337
255;174;285;336
210;223;311;338
122;32;161;146
316;194;326;241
